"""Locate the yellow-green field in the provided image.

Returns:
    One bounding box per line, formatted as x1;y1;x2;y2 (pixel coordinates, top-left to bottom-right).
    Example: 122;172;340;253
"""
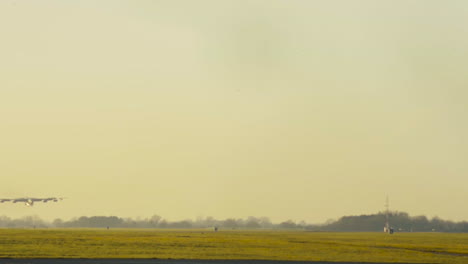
0;229;467;263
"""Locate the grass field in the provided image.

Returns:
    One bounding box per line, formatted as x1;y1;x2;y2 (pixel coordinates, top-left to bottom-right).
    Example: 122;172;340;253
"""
0;229;467;263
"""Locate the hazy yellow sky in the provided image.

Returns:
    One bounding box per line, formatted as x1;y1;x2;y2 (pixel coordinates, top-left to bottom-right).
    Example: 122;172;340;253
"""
1;0;467;223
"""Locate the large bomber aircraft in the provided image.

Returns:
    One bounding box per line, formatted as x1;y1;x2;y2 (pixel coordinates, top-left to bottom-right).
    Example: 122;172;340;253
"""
0;197;64;206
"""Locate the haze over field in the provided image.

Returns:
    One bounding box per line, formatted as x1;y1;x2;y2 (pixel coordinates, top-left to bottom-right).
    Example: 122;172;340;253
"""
1;0;467;223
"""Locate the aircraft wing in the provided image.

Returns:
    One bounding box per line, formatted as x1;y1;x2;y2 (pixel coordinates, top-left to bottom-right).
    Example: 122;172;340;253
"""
1;197;64;203
11;198;28;203
34;197;64;202
39;198;58;202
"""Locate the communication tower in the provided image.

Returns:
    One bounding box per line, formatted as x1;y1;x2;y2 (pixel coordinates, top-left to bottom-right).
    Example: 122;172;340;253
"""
384;196;394;234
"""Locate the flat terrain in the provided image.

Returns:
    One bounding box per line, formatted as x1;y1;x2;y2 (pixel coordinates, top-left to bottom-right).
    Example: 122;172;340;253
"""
0;229;466;264
0;259;437;264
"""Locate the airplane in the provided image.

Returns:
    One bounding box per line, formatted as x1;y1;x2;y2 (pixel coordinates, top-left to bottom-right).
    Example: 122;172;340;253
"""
0;197;64;206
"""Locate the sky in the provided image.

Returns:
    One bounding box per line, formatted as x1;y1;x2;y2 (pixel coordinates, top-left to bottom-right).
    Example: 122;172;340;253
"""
0;0;467;223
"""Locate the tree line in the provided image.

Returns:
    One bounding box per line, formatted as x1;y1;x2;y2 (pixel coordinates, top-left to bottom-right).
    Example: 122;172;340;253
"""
307;211;468;232
0;212;467;232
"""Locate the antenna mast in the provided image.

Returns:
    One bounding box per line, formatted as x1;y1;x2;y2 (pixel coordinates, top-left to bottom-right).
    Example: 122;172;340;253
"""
384;196;393;234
